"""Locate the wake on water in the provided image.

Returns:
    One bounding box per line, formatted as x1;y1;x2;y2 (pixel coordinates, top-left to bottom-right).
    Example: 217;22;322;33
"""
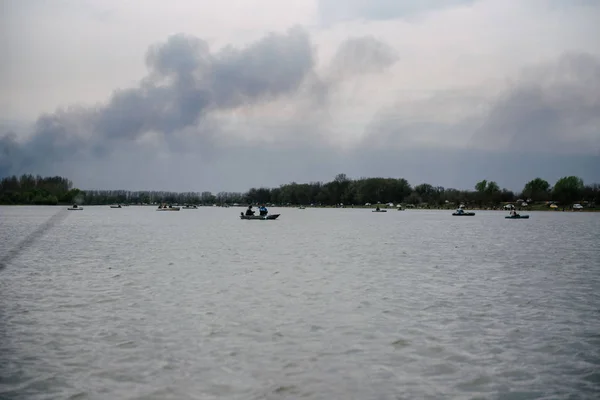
0;209;70;271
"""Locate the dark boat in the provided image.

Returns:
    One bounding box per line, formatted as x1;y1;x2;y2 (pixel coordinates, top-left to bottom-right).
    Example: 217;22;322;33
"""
505;214;529;219
157;204;180;211
240;212;280;220
452;209;475;216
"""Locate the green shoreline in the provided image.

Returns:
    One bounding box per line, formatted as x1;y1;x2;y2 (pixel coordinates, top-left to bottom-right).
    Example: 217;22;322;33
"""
2;203;598;212
1;174;598;210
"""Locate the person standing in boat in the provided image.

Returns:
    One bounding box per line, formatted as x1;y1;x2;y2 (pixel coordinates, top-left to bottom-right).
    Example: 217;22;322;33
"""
245;205;255;216
259;204;268;216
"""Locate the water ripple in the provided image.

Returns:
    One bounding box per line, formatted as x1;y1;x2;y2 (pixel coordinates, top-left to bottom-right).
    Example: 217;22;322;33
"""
1;207;599;399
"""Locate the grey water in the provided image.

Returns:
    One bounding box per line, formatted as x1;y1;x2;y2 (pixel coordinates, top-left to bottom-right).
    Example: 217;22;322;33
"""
1;206;599;399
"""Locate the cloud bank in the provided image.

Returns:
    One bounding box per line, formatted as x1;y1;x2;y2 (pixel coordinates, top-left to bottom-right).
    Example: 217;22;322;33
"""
1;0;599;191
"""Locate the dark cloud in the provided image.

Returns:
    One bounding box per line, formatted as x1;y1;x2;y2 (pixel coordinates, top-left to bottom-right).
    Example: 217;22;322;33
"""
210;27;315;107
92;27;314;141
471;52;600;154
0;27;316;175
0;133;21;174
0;29;400;178
360;52;600;159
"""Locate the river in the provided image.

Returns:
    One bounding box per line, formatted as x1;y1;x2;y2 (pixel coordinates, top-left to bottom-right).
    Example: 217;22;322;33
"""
1;206;599;399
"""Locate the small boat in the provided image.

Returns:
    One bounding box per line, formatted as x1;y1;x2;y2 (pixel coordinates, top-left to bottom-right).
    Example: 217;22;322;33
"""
452;209;475;216
298;206;306;210
240;212;280;220
67;204;83;211
372;209;387;212
157;204;180;211
110;204;122;209
505;214;529;219
182;205;198;209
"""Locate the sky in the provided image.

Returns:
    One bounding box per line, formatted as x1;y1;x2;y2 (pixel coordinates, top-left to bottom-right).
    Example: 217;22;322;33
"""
1;0;599;192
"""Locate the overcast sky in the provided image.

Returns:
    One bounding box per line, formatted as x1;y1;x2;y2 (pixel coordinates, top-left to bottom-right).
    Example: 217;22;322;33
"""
1;0;599;192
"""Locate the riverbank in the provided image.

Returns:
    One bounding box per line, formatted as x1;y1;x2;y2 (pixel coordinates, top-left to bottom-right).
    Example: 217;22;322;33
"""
2;203;598;212
289;205;599;212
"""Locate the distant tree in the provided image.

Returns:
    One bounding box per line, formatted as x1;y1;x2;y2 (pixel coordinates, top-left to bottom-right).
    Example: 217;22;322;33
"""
201;191;215;204
415;183;433;197
553;176;584;205
522;178;550;202
0;174;74;204
485;181;501;206
485;181;500;194
499;189;516;203
334;173;349;183
270;187;281;204
330;174;351;204
473;179;501;206
582;184;599;205
475;180;487;193
405;192;421;205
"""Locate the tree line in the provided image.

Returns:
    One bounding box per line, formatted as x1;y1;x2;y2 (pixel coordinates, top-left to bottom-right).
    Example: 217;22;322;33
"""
0;175;80;205
1;173;598;207
242;174;597;208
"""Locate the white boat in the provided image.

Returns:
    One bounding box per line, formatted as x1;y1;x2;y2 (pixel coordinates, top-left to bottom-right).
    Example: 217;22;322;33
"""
110;204;122;208
67;204;83;211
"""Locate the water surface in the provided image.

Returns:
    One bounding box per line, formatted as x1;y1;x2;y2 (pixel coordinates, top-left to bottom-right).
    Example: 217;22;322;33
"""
1;206;599;399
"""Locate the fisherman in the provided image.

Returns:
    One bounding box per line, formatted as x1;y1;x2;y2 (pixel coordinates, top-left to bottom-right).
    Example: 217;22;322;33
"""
259;204;268;216
245;205;255;216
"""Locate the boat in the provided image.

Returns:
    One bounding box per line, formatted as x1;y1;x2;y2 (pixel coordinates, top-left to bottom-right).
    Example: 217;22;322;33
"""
157;204;180;211
372;209;387;212
452;209;475;216
110;204;122;208
298;206;306;210
505;214;529;219
240;212;280;220
67;204;83;211
182;204;198;209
